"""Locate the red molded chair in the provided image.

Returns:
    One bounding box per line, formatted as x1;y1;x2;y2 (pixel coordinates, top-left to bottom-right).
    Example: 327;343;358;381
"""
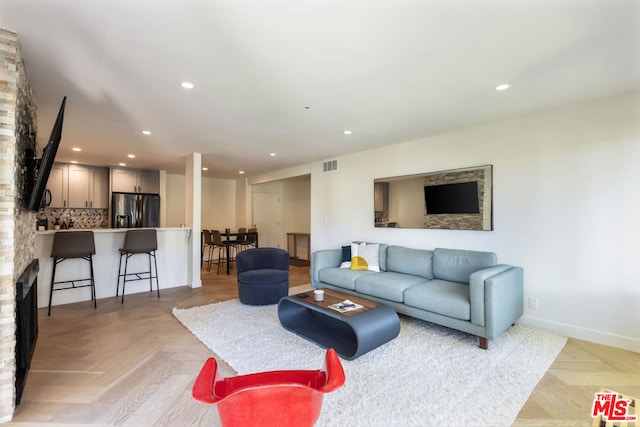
192;348;345;427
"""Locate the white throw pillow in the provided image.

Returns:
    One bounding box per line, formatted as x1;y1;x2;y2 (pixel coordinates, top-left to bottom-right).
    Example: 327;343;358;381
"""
350;243;380;272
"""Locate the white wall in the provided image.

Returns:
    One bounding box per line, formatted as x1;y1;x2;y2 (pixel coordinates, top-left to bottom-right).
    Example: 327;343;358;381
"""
310;91;640;352
283;175;311;259
251;180;284;248
201;177;236;231
247;176;311;252
236;177;250;229
165;173;185;227
283;175;311;233
165;173;237;231
249;164;311;185
167;172;306;242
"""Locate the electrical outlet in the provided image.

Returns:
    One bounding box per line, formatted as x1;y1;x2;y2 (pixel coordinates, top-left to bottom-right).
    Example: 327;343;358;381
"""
528;297;538;310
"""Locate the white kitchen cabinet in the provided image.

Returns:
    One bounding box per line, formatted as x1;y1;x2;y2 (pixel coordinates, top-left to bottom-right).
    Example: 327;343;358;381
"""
137;169;160;194
68;165;90;208
89;167;108;208
47;163;68;208
111;168;138;193
46;163;109;208
111;167;159;193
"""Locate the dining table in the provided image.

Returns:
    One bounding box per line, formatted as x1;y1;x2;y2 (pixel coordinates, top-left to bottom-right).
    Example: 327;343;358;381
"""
220;230;259;275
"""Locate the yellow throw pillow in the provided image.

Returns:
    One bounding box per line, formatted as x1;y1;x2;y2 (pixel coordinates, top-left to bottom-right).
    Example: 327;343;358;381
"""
350;243;380;272
349;243;364;270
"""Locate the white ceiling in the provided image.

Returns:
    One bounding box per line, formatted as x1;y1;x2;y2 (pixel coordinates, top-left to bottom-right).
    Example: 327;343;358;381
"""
1;0;639;179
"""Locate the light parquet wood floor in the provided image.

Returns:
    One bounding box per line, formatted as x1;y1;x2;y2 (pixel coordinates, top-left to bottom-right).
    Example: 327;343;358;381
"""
9;264;639;426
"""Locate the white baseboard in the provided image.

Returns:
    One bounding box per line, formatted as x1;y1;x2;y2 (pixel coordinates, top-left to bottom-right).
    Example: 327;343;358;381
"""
518;315;640;354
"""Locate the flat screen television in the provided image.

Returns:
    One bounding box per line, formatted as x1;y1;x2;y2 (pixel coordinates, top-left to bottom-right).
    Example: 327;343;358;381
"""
27;96;66;211
424;181;480;214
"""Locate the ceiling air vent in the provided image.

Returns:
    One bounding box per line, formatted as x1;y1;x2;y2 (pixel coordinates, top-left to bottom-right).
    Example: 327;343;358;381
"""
323;159;338;172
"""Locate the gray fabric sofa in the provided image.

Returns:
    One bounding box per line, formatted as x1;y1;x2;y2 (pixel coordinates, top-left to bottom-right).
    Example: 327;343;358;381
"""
311;244;523;349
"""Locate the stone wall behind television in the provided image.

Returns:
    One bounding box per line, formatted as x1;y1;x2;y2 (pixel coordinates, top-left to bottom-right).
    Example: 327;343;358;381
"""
0;28;38;421
423;166;490;231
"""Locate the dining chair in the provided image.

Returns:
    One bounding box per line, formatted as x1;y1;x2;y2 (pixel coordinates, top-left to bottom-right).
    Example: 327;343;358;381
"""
231;227;247;253
202;229;218;272
241;227;257;251
212;229;234;274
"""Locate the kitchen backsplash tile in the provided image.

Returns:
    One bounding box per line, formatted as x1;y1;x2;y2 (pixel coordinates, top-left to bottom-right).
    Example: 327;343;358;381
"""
36;208;108;229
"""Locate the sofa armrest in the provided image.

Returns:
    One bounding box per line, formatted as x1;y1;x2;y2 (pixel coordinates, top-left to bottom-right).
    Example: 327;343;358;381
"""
485;267;524;338
483;267;524;338
311;249;342;285
469;264;514;326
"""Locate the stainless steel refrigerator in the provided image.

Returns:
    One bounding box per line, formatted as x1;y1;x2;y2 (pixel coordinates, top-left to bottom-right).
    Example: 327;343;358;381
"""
111;192;160;228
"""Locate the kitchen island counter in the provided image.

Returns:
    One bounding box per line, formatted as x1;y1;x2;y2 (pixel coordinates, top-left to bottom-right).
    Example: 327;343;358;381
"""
35;227;192;308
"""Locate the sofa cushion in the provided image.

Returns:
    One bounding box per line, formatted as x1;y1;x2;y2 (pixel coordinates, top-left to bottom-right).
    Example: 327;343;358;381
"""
318;268;376;290
432;248;497;284
354;272;429;302
377;243;388;272
385;246;433;279
404;279;471;320
351;243;380;272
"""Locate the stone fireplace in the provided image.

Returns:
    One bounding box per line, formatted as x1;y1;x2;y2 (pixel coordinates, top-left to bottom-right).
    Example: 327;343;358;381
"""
0;28;38;422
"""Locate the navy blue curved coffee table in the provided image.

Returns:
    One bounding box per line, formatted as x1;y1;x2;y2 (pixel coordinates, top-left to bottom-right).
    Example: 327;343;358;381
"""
277;289;400;360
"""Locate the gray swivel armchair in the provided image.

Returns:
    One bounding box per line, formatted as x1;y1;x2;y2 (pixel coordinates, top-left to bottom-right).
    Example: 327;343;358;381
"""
236;247;289;305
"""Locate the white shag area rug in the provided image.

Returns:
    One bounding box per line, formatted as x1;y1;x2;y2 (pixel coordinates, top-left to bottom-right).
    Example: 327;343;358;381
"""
173;300;566;427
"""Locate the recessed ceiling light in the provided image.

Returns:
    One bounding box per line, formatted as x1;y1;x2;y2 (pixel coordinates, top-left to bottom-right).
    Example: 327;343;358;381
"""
128;154;136;158
119;163;126;166
72;147;81;152
270;153;276;157
495;83;510;91
70;160;78;164
202;167;208;171
142;130;151;135
180;81;195;89
239;170;245;174
344;130;353;135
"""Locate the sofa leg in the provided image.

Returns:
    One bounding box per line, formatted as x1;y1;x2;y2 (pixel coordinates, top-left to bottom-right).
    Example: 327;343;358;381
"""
479;337;488;350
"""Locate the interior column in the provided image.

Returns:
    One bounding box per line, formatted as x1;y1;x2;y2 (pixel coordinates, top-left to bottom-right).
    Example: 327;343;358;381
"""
185;153;202;288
